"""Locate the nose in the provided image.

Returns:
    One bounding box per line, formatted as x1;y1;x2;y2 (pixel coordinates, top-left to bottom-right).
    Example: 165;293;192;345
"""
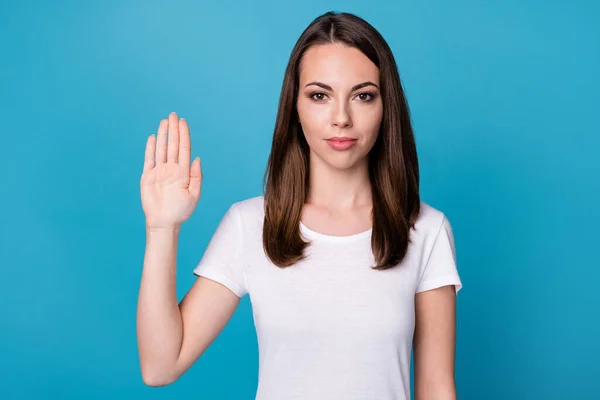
331;101;352;129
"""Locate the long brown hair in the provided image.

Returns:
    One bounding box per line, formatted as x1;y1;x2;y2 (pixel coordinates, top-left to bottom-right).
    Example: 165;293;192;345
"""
262;11;420;270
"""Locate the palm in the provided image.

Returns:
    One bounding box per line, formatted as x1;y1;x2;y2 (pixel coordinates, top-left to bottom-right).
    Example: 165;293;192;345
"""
140;113;203;230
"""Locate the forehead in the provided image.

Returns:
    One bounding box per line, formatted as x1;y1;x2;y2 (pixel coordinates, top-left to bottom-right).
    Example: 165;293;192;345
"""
298;43;380;86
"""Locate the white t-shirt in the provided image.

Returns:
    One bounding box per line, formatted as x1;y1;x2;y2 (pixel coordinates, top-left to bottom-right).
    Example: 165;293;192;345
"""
193;195;463;400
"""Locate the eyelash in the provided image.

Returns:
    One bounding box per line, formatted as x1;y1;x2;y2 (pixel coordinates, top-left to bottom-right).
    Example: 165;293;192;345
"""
309;92;376;103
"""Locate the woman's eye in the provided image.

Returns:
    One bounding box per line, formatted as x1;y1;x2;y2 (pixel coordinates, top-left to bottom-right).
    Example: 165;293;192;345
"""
310;92;327;101
357;92;374;102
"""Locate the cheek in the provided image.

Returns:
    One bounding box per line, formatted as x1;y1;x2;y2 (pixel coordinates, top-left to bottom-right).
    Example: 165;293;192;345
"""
297;100;328;137
357;104;383;139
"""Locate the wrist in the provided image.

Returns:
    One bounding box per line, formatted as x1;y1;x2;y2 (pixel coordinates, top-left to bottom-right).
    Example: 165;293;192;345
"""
145;223;181;234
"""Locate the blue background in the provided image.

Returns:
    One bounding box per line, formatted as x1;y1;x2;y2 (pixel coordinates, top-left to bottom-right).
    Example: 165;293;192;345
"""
1;0;598;398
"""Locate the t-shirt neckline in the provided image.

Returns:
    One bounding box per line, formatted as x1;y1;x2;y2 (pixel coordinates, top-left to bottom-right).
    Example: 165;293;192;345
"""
299;221;372;242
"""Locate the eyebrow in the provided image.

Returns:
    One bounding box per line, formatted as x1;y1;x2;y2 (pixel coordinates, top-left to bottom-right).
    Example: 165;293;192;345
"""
304;81;379;92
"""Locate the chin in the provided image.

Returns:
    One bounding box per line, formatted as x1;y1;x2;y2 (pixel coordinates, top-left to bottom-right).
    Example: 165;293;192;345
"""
319;153;367;172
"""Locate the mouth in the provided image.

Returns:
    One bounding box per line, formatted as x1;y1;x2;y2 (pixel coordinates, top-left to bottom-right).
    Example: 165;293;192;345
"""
326;137;357;142
325;137;358;150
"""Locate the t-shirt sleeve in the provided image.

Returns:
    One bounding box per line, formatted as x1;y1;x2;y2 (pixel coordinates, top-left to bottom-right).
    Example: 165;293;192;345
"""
415;214;463;294
193;204;248;298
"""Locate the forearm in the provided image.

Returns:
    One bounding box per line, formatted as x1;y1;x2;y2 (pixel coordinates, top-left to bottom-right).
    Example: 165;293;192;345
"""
136;227;183;385
415;383;457;400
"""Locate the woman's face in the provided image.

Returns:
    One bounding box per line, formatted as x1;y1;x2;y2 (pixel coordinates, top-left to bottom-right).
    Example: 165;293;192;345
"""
296;43;383;171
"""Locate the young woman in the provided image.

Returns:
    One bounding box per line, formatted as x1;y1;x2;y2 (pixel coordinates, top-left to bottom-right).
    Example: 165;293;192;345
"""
137;11;463;400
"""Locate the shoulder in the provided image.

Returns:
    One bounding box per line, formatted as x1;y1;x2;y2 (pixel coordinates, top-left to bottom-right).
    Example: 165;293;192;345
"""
412;201;452;244
227;195;265;235
229;195;265;217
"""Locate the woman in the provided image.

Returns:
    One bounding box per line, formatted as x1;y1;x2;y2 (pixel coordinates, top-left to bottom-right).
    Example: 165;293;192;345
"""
137;11;463;400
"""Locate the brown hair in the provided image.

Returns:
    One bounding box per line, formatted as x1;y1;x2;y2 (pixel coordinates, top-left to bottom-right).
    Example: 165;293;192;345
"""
262;11;420;270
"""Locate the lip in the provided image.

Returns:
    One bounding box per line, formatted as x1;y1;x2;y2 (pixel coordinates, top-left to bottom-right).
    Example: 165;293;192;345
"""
326;137;358;150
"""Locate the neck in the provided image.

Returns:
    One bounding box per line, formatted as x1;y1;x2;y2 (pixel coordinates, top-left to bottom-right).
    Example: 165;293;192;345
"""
305;152;372;211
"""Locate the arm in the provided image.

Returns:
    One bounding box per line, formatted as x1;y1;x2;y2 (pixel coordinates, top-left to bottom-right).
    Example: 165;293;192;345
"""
413;285;458;400
136;227;240;387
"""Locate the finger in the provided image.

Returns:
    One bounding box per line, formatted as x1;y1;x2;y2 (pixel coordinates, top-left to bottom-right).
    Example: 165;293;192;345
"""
156;119;168;164
143;134;156;173
189;157;203;201
178;118;191;168
167;112;180;163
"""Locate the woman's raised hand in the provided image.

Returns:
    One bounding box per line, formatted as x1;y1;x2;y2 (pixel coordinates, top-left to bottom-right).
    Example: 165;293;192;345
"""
140;112;203;230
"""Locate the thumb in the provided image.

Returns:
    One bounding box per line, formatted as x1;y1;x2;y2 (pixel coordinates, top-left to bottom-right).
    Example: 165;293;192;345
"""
189;157;202;200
